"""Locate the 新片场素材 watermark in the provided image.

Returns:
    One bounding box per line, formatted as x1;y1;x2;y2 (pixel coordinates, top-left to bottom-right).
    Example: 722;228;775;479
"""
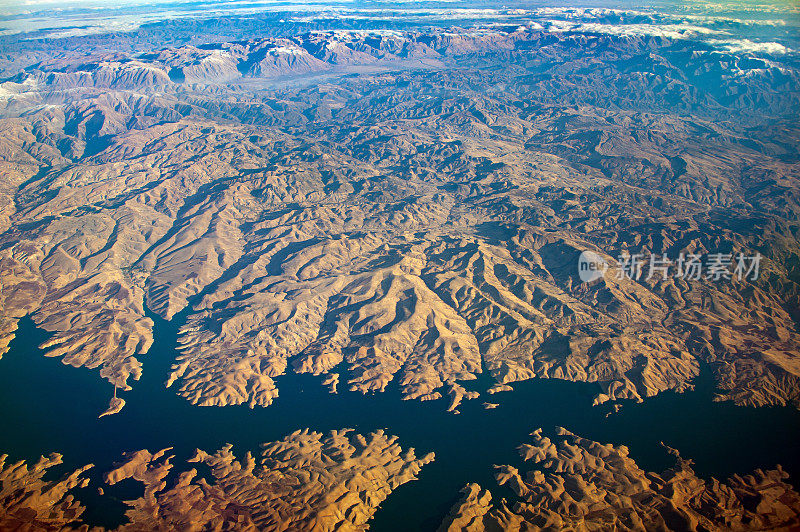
577;251;761;282
577;250;609;283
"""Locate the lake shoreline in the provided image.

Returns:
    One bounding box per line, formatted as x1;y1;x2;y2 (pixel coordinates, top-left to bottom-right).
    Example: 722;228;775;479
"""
0;315;798;531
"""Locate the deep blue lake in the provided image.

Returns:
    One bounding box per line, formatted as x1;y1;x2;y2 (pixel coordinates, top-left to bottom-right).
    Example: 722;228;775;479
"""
0;312;798;530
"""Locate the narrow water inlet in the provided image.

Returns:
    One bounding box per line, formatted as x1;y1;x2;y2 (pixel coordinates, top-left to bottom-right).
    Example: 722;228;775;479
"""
0;315;798;531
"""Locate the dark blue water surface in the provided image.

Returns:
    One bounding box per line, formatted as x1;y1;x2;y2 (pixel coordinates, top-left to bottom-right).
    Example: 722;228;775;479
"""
0;313;799;531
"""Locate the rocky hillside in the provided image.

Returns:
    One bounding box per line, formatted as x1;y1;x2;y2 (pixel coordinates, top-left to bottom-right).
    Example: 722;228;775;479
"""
0;26;798;416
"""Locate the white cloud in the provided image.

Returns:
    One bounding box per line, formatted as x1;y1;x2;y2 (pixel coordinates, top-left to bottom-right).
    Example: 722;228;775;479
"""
710;38;793;54
546;19;725;40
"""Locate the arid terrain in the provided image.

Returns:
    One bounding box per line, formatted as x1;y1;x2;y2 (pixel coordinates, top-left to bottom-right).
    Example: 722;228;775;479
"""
2;25;799;413
440;427;800;530
4;426;800;531
1;428;434;530
0;2;799;530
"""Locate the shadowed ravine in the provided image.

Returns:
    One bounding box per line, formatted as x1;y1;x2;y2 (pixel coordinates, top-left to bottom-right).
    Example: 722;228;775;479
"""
0;313;799;531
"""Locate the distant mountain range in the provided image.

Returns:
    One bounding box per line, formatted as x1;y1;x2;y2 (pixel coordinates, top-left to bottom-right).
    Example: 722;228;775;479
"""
1;4;799;530
1;19;798;415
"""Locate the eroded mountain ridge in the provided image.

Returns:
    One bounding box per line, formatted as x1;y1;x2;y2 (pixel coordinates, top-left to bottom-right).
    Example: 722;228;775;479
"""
0;26;799;416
